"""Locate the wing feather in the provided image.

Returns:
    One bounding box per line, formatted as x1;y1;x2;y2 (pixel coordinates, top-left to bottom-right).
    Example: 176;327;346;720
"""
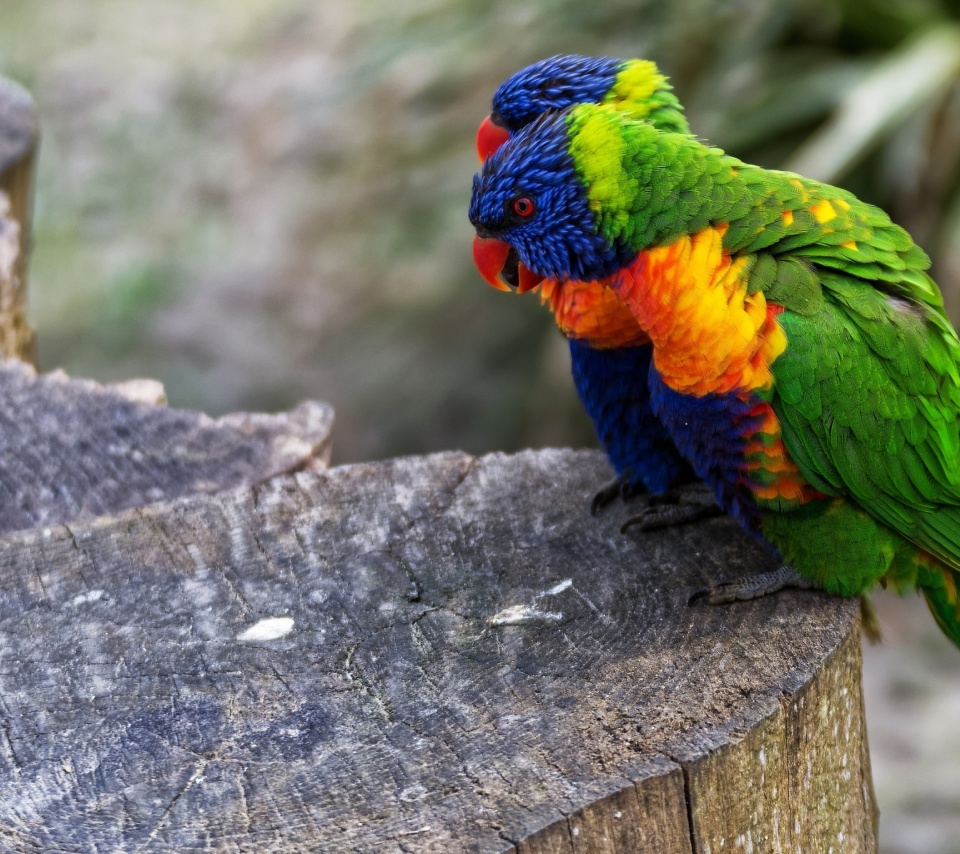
773;273;960;569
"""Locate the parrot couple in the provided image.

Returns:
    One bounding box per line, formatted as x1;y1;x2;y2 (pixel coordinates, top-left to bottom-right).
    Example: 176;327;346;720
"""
468;55;960;649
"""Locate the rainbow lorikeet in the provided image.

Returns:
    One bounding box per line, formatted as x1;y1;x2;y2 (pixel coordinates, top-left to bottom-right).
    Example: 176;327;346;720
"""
475;57;704;524
469;96;960;648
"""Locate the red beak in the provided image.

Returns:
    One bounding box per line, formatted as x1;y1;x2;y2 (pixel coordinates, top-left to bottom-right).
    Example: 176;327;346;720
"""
472;236;544;294
476;115;511;161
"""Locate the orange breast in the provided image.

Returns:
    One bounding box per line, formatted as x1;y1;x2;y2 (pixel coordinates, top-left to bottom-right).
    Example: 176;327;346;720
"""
609;226;787;396
537;278;649;349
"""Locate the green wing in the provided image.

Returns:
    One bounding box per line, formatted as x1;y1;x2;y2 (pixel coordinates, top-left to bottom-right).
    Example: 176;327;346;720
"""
771;270;960;570
696;156;940;317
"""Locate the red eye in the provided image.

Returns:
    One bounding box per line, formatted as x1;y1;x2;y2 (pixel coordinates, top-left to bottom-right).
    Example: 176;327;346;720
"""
512;197;535;218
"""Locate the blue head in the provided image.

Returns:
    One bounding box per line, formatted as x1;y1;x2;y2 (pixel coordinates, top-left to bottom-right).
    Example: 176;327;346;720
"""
469;109;623;284
491;55;621;131
470;107;635;281
477;55;689;162
477;56;623;161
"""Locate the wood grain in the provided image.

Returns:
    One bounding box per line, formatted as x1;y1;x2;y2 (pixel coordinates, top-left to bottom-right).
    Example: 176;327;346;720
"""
0;359;332;535
0;448;875;851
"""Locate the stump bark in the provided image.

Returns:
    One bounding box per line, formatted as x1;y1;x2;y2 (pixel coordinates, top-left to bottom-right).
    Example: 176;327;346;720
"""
0;448;877;852
0;77;38;362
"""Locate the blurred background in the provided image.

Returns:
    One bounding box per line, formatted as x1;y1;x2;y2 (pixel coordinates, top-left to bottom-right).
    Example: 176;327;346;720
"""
2;0;960;849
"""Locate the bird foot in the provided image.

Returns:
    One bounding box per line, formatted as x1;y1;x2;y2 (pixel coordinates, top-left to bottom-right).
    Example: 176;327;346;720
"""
620;482;720;532
689;564;816;605
591;473;646;515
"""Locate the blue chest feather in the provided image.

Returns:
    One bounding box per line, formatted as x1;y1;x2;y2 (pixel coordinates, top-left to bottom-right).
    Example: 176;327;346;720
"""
568;339;694;493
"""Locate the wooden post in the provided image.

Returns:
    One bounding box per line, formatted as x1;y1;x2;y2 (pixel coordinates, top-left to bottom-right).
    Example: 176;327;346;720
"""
0;447;877;852
0;76;38;363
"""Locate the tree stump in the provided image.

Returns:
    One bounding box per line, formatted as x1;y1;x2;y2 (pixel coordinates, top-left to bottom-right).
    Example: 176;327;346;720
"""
0;77;38;362
0;447;877;852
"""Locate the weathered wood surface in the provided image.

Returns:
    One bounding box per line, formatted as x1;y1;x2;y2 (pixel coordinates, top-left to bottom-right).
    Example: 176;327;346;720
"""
0;359;332;535
0;78;38;362
0;448;876;852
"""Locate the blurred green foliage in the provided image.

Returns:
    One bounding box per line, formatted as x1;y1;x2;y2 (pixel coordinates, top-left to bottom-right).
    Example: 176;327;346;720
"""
2;0;960;467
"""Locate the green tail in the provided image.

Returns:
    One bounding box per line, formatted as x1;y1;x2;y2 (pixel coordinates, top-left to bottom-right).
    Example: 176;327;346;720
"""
917;562;960;649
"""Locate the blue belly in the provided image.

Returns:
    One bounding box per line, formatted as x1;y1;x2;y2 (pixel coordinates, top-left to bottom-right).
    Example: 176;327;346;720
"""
646;368;767;536
568;339;694;494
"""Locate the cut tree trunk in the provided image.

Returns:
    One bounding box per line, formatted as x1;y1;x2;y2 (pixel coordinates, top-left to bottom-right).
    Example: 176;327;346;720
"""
0;448;877;853
0;77;38;363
